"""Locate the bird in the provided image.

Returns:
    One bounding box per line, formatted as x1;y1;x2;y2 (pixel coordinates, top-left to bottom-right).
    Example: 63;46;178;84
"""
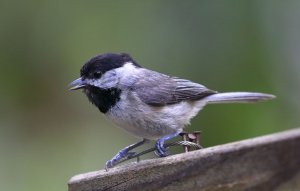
69;53;275;170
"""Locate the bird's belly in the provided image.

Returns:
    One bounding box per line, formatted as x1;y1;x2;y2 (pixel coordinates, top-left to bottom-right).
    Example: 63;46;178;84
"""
105;110;177;140
105;100;206;140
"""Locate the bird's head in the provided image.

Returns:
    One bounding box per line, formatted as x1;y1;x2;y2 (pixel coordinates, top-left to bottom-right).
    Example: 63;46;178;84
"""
69;53;141;113
69;53;140;91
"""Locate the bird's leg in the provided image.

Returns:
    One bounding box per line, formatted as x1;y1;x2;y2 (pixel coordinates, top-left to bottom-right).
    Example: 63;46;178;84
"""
105;139;148;170
155;130;181;157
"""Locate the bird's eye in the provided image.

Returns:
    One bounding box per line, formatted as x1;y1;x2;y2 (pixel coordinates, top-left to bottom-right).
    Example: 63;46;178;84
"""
93;71;102;78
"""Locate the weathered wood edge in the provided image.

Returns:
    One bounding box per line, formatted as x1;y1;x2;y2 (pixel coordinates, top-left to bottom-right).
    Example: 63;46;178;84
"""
68;128;300;191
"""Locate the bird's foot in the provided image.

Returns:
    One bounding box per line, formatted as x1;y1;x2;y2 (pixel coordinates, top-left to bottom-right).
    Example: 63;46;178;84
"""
105;149;136;171
105;139;147;171
155;140;169;157
155;131;182;157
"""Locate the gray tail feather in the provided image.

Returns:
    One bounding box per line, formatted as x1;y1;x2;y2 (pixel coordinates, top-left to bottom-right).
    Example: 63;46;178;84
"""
205;92;276;104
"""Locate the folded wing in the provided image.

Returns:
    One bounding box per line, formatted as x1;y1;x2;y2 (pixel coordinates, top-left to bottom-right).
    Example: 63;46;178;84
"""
132;70;216;106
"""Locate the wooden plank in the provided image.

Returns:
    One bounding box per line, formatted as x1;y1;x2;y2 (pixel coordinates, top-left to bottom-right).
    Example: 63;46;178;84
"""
68;128;300;191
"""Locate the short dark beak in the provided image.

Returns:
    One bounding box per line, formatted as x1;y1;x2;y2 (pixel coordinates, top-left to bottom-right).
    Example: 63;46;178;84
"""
69;77;86;90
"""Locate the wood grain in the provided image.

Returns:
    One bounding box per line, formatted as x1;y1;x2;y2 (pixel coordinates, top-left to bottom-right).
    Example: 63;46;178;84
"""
68;128;300;191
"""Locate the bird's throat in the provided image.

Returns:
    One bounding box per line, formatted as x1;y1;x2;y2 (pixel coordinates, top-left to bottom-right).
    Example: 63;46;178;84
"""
84;86;121;113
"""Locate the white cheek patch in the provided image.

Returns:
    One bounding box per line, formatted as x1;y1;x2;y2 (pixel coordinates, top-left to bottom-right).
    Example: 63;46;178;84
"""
113;62;140;86
100;71;118;88
86;70;118;89
85;62;138;89
85;79;100;87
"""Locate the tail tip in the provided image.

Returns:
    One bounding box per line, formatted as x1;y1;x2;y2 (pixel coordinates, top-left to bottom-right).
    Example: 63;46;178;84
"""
263;93;276;100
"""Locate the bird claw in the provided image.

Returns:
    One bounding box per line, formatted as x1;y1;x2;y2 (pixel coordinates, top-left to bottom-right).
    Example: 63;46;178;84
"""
105;150;136;171
155;131;181;157
105;160;114;171
104;139;147;171
155;141;168;157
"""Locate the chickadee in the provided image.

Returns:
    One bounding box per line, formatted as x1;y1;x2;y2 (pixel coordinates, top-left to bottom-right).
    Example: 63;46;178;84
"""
70;53;275;170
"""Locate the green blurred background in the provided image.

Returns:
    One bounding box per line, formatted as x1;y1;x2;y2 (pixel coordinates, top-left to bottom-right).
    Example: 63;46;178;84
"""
1;0;300;190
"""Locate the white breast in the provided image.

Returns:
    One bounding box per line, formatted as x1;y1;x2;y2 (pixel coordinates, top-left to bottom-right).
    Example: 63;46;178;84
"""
106;90;207;140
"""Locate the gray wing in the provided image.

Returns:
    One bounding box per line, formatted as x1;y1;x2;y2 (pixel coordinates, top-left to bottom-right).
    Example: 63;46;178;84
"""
132;70;217;106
